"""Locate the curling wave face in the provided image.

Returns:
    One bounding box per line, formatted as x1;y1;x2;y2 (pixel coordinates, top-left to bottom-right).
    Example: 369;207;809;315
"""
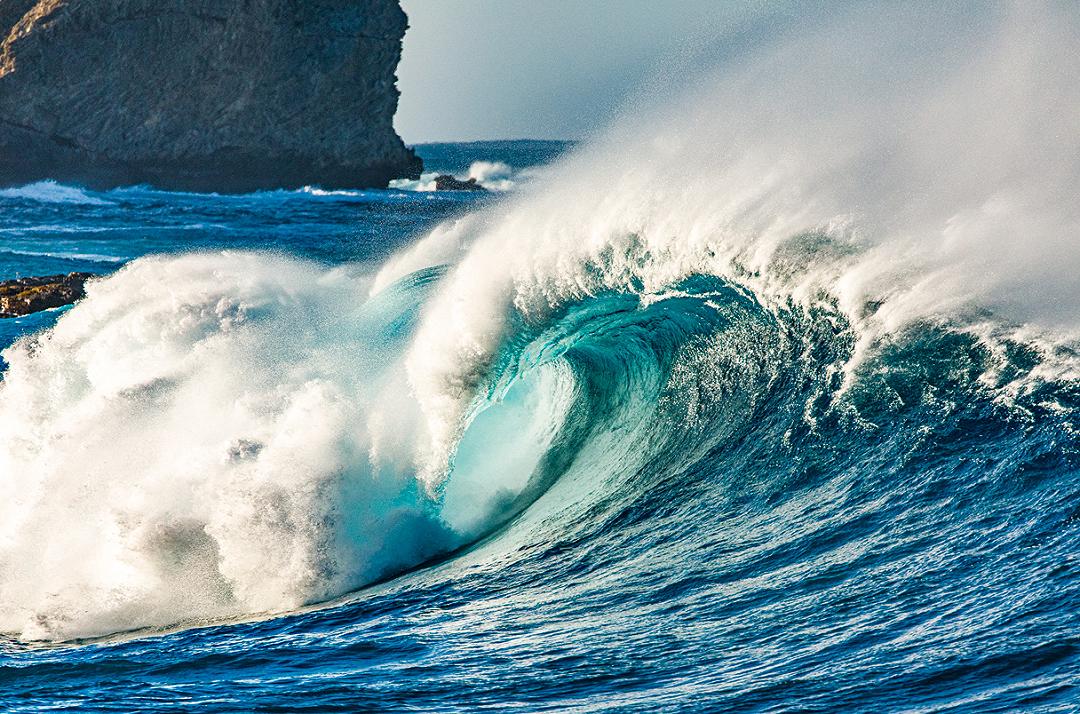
0;13;1078;714
385;2;1080;485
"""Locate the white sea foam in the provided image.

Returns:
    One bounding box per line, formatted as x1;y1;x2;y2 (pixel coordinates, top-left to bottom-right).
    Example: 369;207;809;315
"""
0;181;112;206
0;253;569;640
389;160;526;192
465;161;515;191
389;173;438;192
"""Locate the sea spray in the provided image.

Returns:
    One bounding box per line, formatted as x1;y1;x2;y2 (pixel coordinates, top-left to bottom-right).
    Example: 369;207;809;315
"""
0;254;565;639
395;2;1080;481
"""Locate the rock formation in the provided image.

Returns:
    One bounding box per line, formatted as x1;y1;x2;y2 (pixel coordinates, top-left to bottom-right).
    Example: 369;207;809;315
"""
0;272;92;317
0;0;421;192
434;174;487;191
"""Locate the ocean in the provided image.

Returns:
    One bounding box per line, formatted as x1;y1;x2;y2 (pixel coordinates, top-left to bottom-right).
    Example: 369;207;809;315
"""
2;8;1080;710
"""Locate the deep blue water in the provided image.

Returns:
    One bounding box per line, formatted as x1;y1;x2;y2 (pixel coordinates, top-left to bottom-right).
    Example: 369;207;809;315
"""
1;140;1078;713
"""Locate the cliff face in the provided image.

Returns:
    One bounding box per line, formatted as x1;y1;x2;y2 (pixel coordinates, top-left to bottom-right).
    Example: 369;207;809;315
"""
0;0;421;191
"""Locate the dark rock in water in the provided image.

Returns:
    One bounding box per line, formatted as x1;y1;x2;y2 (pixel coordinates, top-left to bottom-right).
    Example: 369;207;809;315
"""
434;175;487;192
0;272;93;318
0;0;421;192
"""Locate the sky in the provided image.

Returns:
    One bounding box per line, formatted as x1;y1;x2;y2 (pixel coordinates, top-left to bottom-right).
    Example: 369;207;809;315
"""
395;1;785;143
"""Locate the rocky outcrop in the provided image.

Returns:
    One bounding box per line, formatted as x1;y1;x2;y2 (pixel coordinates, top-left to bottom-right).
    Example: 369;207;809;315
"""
434;175;487;191
0;272;92;317
0;0;421;192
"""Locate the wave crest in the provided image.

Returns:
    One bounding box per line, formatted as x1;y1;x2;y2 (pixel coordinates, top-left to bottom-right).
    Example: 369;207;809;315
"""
0;180;112;206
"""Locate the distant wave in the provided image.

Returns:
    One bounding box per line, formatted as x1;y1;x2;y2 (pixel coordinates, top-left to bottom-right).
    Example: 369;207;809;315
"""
0;181;112;206
0;248;128;264
297;186;370;198
0;225;130;234
390;160;533;192
0;223;231;235
0;178;491;206
106;183;435;203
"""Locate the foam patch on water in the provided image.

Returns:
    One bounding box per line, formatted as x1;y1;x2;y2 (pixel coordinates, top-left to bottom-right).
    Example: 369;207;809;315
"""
295;186;371;199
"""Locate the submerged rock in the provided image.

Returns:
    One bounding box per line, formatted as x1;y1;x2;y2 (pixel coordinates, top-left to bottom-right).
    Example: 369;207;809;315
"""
434;175;487;191
0;0;421;192
0;272;92;318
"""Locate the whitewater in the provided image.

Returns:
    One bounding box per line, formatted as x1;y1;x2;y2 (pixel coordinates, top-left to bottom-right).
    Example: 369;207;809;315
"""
2;4;1079;711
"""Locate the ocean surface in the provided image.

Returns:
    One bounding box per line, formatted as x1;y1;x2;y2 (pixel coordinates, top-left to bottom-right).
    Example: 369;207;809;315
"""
2;8;1080;711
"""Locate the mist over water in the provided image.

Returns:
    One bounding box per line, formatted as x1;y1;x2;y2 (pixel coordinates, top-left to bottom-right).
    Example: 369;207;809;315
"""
1;4;1079;712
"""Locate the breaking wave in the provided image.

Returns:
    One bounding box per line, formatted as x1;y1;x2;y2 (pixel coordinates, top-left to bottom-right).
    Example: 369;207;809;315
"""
0;181;113;206
1;1;1078;655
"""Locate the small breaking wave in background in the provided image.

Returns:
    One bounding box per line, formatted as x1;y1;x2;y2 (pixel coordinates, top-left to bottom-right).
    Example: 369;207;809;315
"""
1;3;1079;711
390;159;519;192
0;180;113;206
